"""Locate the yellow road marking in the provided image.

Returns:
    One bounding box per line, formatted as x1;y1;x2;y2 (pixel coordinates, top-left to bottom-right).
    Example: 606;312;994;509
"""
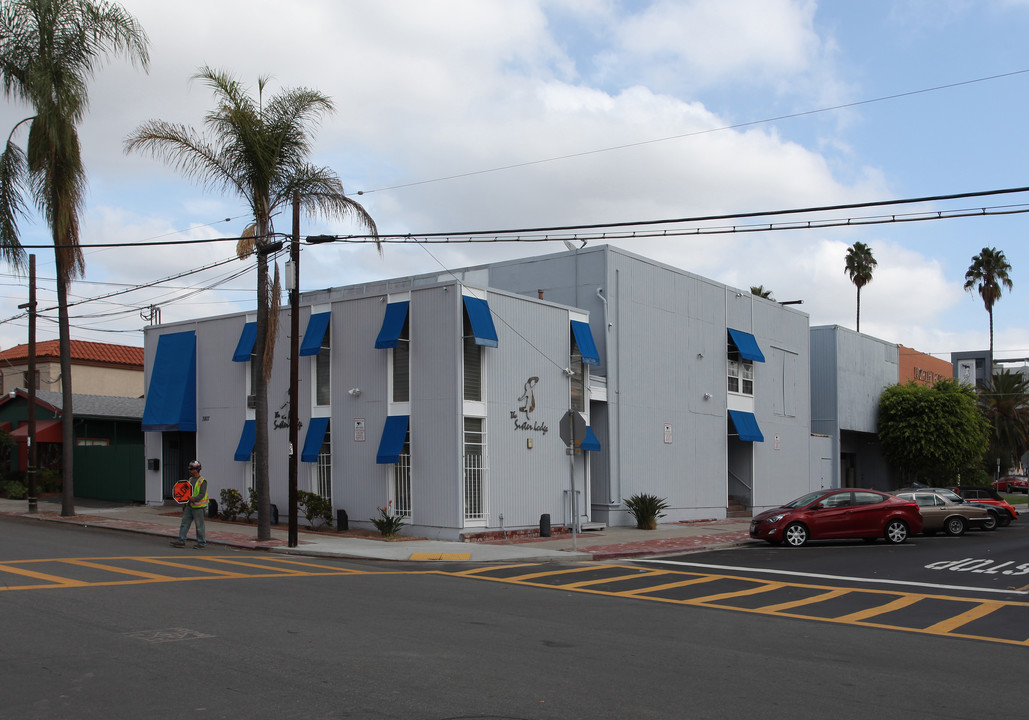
563;569;671;589
204;558;312;575
0;562;86;586
139;558;250;577
63;559;170;581
690;581;788;605
501;566;603;582
619;575;721;596
834;594;922;623
456;563;1029;647
449;563;539;577
759;589;849;613
924;601;1003;634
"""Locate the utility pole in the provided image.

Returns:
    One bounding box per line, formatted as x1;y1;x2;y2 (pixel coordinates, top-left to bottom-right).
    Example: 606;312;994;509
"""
288;190;300;547
19;255;37;513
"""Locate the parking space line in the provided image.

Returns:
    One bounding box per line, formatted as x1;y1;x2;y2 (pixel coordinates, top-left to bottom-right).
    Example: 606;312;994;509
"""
619;575;721;596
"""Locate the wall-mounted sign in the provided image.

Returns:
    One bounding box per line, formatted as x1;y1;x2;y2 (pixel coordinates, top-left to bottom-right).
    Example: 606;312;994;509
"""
664;423;672;444
354;418;366;442
510;376;549;435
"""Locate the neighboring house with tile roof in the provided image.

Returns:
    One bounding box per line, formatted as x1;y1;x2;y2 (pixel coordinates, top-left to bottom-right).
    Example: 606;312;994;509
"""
0;388;145;502
0;340;144;398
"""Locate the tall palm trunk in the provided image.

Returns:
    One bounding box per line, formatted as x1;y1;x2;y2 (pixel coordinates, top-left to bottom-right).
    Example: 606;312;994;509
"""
254;221;271;540
56;260;75;516
856;287;862;332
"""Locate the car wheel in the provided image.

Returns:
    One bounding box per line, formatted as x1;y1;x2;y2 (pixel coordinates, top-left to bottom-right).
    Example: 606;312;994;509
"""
944;516;967;536
783;522;808;547
884;519;909;544
1000;513;1012;527
982;512;998;531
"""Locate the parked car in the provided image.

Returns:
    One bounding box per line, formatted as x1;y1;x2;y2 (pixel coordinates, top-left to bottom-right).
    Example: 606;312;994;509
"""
993;475;1028;494
894;488;993;535
947;486;1018;526
750;489;922;547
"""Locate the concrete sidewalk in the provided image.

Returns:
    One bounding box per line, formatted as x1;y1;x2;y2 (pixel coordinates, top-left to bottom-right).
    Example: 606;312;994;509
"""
0;497;755;562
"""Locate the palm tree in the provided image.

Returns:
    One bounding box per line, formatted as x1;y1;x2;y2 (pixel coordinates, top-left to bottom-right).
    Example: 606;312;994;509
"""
0;0;149;517
843;241;876;332
126;67;377;540
750;285;774;300
979;369;1029;477
964;247;1013;360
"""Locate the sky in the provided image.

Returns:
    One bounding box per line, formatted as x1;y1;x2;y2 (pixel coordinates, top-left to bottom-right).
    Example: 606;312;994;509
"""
3;0;1029;362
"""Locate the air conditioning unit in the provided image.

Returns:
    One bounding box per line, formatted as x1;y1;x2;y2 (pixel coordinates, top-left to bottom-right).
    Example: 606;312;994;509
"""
246;394;256;409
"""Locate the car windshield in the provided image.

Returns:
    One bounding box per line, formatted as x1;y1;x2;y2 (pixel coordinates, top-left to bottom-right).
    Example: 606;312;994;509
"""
782;491;831;509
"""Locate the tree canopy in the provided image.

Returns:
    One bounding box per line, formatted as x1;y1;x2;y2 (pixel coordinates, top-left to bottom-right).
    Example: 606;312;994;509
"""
964;247;1013;357
878;379;990;485
844;241;876;332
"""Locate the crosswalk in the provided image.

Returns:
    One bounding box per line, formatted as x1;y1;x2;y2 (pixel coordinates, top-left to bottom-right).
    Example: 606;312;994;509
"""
0;554;372;591
453;562;1029;646
5;555;1028;646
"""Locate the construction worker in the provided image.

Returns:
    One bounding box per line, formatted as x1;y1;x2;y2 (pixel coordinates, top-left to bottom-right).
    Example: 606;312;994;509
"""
170;460;208;549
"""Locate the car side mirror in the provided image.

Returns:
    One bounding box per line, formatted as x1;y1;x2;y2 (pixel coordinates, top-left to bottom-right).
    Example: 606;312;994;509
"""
812;503;824;510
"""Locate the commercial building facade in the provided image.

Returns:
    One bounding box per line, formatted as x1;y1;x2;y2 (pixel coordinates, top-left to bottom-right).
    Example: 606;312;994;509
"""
141;246;812;538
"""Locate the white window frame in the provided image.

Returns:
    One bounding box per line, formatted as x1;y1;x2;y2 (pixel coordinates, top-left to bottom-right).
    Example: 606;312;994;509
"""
386;293;411;413
310;304;332;409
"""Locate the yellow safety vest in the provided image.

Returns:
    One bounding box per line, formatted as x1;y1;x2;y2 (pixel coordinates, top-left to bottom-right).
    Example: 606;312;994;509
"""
189;475;208;509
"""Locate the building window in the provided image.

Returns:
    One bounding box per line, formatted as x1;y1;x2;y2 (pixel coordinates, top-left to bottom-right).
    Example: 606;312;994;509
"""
570;338;586;412
393;428;412;517
316;421;331;500
727;350;754;396
463;417;485;521
316;323;331;406
392;315;410;403
463;312;482;401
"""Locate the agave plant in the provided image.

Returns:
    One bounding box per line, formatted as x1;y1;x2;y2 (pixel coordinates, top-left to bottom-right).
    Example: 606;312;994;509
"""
624;493;670;530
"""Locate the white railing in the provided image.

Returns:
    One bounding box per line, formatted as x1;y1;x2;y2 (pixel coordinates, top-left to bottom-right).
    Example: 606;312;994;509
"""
394;452;412;517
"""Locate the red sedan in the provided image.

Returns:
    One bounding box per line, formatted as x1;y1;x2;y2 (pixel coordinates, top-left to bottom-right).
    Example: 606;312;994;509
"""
750;488;923;547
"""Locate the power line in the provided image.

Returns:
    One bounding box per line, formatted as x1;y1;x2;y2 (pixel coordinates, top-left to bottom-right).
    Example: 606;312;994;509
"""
354;69;1029;195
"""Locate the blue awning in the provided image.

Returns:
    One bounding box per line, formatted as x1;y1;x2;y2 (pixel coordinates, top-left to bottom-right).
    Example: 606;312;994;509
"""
232;322;257;362
728;328;765;363
299;312;331;356
376;415;410;464
581;426;601;451
234;420;256;461
142;331;197;432
463;296;498;348
375;301;409;349
728;410;764;442
571;320;600;365
301;416;330;462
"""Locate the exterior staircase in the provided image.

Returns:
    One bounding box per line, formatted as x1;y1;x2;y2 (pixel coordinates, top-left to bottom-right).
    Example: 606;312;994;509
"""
726;497;751;519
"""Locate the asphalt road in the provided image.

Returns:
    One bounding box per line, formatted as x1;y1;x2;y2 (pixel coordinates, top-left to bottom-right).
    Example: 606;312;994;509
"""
656;519;1029;597
2;517;1026;720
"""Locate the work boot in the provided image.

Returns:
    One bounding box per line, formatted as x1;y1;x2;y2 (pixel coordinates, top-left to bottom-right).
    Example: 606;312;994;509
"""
169;540;185;548
193;544;206;549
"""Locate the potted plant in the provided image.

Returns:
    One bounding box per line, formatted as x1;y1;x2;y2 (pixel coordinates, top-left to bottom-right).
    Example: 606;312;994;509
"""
624;493;669;530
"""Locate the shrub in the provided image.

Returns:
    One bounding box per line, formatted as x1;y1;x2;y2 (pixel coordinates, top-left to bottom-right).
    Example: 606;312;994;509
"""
297;490;333;529
219;488;244;521
624;493;669;530
370;501;405;538
3;480;27;500
242;487;258;522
